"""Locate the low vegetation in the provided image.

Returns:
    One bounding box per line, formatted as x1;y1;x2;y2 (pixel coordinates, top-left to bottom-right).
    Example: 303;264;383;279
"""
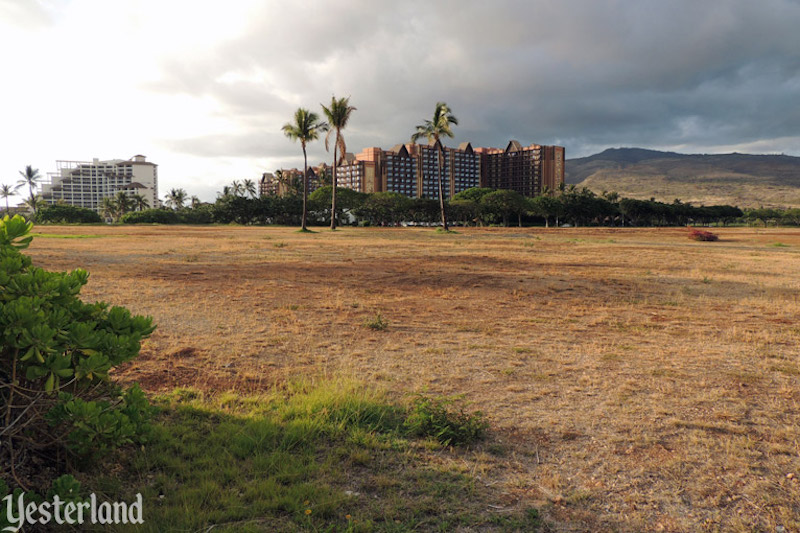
687;227;719;241
86;382;518;532
35;204;102;224
0;215;155;528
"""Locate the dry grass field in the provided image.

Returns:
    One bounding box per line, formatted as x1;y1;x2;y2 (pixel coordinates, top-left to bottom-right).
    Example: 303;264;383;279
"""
26;225;800;532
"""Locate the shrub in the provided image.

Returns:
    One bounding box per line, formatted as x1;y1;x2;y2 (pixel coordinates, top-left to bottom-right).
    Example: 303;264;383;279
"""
688;227;719;241
0;215;154;491
121;208;180;224
36;204;102;224
404;395;488;446
364;312;388;331
179;205;214;224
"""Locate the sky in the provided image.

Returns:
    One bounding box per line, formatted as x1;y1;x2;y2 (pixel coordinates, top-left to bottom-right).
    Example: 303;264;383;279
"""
2;0;799;204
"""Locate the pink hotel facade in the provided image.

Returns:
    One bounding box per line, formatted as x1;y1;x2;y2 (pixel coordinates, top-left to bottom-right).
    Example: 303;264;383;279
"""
333;140;564;199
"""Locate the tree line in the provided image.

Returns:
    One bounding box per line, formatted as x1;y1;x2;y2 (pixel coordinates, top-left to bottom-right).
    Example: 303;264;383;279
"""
9;165;800;228
106;183;777;228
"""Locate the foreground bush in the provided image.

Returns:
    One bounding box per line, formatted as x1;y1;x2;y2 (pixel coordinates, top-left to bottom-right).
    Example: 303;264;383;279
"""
0;215;154;492
37;204;102;224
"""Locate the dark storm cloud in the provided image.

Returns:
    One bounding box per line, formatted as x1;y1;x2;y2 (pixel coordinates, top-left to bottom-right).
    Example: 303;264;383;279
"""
151;0;800;161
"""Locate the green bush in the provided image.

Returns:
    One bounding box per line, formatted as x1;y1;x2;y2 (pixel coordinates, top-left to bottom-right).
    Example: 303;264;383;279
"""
120;208;180;224
178;205;214;224
36;204;102;224
404;395;488;446
121;207;214;224
0;215;155;491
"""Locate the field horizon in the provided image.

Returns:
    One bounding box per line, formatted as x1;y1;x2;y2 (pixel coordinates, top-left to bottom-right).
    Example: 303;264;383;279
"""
26;224;800;532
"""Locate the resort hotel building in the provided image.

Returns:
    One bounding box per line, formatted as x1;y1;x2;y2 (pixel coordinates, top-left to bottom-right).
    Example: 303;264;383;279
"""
261;140;564;199
42;155;159;211
259;165;327;197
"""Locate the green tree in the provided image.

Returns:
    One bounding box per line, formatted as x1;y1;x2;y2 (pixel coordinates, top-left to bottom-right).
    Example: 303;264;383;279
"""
321;96;357;230
527;195;562;227
165;188;188;210
114;192;132;220
353;192;410;226
619;198;654;226
453;187;496;226
100;197;116;222
131;193;150;212
282;108;328;231
480;189;526;227
17;166;42;215
243;179;257;199
411;102;459;231
1;184;19;215
308;186;367;225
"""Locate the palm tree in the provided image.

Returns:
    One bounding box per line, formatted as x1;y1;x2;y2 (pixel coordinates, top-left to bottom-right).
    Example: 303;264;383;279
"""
17;165;42;215
282;108;328;231
115;191;132;219
165;188;187;210
100;197;117;222
321;96;356;230
21;194;43;215
1;184;19;215
190;195;201;208
131;193;150;211
230;180;245;197
243;179;257;198
411;102;459;231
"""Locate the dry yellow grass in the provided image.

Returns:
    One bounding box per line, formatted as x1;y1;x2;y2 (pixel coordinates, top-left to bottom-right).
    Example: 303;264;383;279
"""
27;225;800;532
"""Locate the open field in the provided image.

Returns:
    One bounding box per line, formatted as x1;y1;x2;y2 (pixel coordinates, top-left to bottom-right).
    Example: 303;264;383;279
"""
26;225;800;532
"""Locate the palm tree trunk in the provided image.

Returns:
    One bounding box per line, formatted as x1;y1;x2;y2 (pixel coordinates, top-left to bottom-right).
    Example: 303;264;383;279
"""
302;143;308;231
28;184;35;215
331;138;337;230
437;147;448;231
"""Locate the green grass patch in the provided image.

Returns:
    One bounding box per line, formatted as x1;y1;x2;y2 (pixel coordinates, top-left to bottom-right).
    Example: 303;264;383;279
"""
771;242;790;248
29;232;104;239
363;312;389;331
83;380;533;532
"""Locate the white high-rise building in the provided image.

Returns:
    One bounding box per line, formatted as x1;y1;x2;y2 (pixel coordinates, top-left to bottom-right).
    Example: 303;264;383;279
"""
42;155;159;212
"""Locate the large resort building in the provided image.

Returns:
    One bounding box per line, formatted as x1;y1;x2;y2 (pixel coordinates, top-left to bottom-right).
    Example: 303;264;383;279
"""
259;165;327;197
261;140;564;199
42;155;159;212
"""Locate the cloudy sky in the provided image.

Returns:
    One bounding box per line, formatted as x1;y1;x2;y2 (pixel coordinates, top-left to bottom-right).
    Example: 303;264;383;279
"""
2;0;799;203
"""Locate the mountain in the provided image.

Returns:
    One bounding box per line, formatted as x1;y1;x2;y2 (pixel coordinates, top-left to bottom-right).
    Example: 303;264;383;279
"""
566;148;800;207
